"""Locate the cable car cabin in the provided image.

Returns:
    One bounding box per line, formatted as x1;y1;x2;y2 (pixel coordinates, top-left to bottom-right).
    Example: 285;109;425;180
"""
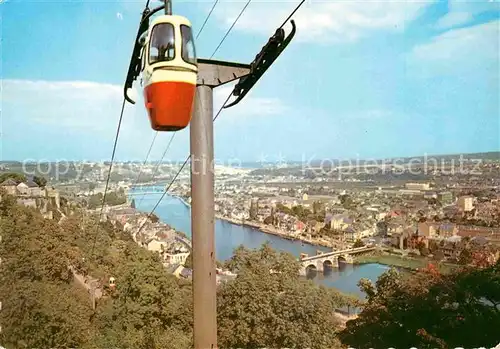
139;15;197;131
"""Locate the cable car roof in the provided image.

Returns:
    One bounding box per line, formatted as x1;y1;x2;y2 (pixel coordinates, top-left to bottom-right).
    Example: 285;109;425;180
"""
150;14;193;27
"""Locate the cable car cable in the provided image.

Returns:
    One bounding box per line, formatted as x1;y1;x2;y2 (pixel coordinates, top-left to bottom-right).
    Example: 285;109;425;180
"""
90;97;126;259
133;131;158;190
196;0;219;39
133;0;303;236
279;0;305;29
135;92;232;237
209;0;252;59
136;132;176;207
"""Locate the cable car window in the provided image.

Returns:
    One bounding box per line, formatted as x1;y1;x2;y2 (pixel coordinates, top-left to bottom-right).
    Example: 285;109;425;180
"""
180;25;196;65
141;46;146;71
149;23;175;64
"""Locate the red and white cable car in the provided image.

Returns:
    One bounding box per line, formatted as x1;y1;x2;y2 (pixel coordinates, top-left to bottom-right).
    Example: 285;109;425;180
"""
124;2;197;131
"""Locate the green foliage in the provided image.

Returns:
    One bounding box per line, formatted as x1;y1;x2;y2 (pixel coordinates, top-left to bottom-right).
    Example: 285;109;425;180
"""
353;239;365;248
218;243;355;349
150;213;160;223
0;172;26;184
0;200;92;347
276;203;314;222
459;249;473;265
291;205;312;221
87;190;127;209
249;200;258;220
0;198;192;349
339;264;500;349
420;246;430;257
275;203;292;215
340;194;354;209
184;252;193;269
263;215;273;225
32;175;48;187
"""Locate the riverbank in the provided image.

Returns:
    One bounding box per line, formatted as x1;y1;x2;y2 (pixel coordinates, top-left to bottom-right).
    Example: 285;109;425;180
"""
354;253;459;274
216;215;334;248
170;193;334;249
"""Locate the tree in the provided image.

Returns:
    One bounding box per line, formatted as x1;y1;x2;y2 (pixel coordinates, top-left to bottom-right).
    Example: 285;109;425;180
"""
249;200;258;220
419;246;430;257
339;263;500;349
218;243;354;349
32;175;48;187
459;249;473;265
0;172;26;184
150;213;160;223
184;253;193;269
340;194;354;209
312;200;322;214
0;198;192;349
353;239;365;248
130;198;136;209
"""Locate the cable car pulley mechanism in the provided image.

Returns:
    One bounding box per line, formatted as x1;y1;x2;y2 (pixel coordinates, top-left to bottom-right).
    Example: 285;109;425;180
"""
223;20;296;109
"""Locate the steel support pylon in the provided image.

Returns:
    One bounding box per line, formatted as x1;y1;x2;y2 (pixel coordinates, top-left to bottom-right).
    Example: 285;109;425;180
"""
190;59;251;349
190;84;217;349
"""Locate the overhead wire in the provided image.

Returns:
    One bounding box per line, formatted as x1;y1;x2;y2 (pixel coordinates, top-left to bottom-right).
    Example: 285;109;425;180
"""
136;132;176;207
279;0;305;29
135;92;232;237
133;131;159;190
89;97;127;259
133;0;224;206
135;0;306;236
196;0;219;39
209;0;252;59
133;0;236;209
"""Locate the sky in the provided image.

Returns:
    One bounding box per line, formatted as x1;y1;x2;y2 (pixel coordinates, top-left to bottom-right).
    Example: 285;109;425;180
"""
1;0;499;163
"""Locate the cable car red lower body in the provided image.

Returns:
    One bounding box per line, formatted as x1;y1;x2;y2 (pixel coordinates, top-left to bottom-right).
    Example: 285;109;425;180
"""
143;69;196;131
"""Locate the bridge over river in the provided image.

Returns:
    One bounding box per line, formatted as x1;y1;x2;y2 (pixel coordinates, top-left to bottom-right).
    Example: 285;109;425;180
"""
299;245;376;274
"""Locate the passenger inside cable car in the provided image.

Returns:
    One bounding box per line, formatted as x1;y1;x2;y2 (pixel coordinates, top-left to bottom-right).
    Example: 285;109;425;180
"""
150;23;175;64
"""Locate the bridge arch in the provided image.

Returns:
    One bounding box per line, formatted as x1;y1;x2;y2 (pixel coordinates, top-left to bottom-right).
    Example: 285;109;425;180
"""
305;264;317;271
338;255;347;264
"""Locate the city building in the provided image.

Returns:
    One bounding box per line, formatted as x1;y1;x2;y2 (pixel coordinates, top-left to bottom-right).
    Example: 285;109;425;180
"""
405;183;430;191
438;191;453;205
418;222;438;238
164;246;190;266
457;196;474;212
0;179;17;195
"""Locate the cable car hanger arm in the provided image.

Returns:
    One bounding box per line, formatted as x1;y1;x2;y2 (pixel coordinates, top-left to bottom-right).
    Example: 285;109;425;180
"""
223;19;296;109
123;4;171;104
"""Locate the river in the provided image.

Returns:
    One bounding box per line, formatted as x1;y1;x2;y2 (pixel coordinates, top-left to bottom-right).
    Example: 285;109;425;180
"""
130;187;390;299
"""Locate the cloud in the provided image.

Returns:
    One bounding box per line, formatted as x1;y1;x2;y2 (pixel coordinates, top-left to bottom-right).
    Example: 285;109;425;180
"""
1;79;290;159
2;79;127;132
116;12;123;20
1;79;156;160
211;0;434;44
435;1;499;30
407;19;499;78
213;83;289;121
435;11;472;30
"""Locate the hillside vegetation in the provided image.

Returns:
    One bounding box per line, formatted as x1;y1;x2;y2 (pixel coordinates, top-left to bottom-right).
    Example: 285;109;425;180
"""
0;195;357;349
1;194;498;348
